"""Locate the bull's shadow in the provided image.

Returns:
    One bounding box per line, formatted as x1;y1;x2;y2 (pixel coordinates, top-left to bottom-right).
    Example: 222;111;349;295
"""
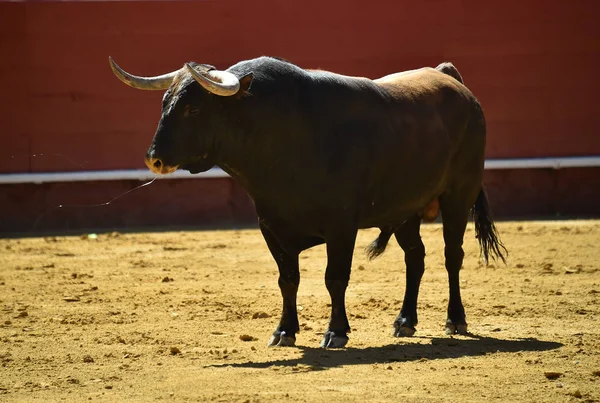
207;334;562;370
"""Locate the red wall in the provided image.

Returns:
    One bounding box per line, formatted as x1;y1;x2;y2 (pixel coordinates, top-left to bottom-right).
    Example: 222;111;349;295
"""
1;0;599;174
0;0;598;233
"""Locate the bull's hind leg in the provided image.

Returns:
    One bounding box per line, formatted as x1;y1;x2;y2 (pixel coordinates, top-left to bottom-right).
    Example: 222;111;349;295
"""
392;215;426;337
259;220;323;347
439;196;472;335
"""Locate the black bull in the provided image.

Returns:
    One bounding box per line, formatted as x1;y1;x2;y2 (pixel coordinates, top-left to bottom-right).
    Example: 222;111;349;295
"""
109;56;506;348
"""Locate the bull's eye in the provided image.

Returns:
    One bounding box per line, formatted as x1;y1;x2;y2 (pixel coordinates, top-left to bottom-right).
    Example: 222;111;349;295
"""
186;107;199;116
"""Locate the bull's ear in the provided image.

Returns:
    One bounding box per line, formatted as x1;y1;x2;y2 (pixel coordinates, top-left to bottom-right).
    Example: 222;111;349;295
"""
236;72;254;98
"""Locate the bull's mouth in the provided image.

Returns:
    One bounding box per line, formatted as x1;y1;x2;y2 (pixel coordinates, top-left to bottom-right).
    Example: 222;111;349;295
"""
154;165;179;175
180;158;215;174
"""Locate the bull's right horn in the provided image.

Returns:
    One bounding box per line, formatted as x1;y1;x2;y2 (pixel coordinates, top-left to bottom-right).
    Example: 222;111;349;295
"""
185;63;240;96
109;57;179;90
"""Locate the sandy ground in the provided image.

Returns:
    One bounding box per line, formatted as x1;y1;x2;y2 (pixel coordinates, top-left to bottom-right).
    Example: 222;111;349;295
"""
0;220;599;402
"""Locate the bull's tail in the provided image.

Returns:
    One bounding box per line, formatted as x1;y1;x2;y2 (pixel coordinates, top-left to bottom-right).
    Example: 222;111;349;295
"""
472;188;507;264
365;228;394;261
435;62;464;84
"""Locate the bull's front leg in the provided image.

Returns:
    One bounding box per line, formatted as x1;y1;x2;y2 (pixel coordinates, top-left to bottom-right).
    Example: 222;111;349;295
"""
260;222;301;347
321;229;358;348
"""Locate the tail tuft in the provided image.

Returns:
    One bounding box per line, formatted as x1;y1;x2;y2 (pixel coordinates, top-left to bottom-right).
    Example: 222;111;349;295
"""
472;188;507;264
365;229;394;261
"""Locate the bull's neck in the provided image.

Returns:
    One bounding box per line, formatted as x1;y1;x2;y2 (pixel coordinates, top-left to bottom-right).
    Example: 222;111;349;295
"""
216;119;290;201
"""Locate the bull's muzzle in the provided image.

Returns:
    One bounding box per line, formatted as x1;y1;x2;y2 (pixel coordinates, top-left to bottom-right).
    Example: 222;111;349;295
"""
145;157;178;175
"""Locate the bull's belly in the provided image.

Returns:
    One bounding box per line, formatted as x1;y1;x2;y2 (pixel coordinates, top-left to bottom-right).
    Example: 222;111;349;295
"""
252;161;449;235
256;188;442;238
357;200;424;228
356;176;447;228
356;196;440;228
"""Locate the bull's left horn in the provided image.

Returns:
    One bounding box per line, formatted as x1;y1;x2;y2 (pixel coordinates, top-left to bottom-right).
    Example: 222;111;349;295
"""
109;57;179;90
185;63;240;96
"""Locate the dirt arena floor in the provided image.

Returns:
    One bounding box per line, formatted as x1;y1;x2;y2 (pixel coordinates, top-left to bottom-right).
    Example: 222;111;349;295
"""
1;220;599;402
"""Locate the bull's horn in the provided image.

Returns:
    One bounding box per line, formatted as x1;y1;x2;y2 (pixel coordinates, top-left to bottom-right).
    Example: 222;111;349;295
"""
109;57;179;90
185;63;240;96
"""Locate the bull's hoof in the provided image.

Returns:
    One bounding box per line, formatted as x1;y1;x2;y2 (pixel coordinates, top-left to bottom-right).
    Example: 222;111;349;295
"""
267;331;296;347
393;317;417;337
393;323;416;337
445;320;468;335
320;331;349;348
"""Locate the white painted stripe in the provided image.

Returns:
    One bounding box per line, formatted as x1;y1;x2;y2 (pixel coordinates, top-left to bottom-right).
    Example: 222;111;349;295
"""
0;157;599;184
0;167;228;184
484;156;600;170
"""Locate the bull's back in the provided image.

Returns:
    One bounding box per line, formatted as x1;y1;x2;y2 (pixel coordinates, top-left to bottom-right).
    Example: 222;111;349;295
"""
302;67;480;197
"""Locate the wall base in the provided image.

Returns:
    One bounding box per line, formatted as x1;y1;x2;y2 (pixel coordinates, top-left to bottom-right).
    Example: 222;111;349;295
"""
1;168;598;236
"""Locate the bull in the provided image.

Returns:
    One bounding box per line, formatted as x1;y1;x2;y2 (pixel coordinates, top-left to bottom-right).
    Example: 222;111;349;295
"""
109;56;506;348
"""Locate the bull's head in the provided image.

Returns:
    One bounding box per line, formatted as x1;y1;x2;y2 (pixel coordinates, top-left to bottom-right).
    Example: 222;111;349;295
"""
109;57;251;174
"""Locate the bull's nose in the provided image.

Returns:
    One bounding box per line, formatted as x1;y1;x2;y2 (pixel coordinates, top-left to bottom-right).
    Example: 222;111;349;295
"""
145;157;163;172
144;156;179;175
